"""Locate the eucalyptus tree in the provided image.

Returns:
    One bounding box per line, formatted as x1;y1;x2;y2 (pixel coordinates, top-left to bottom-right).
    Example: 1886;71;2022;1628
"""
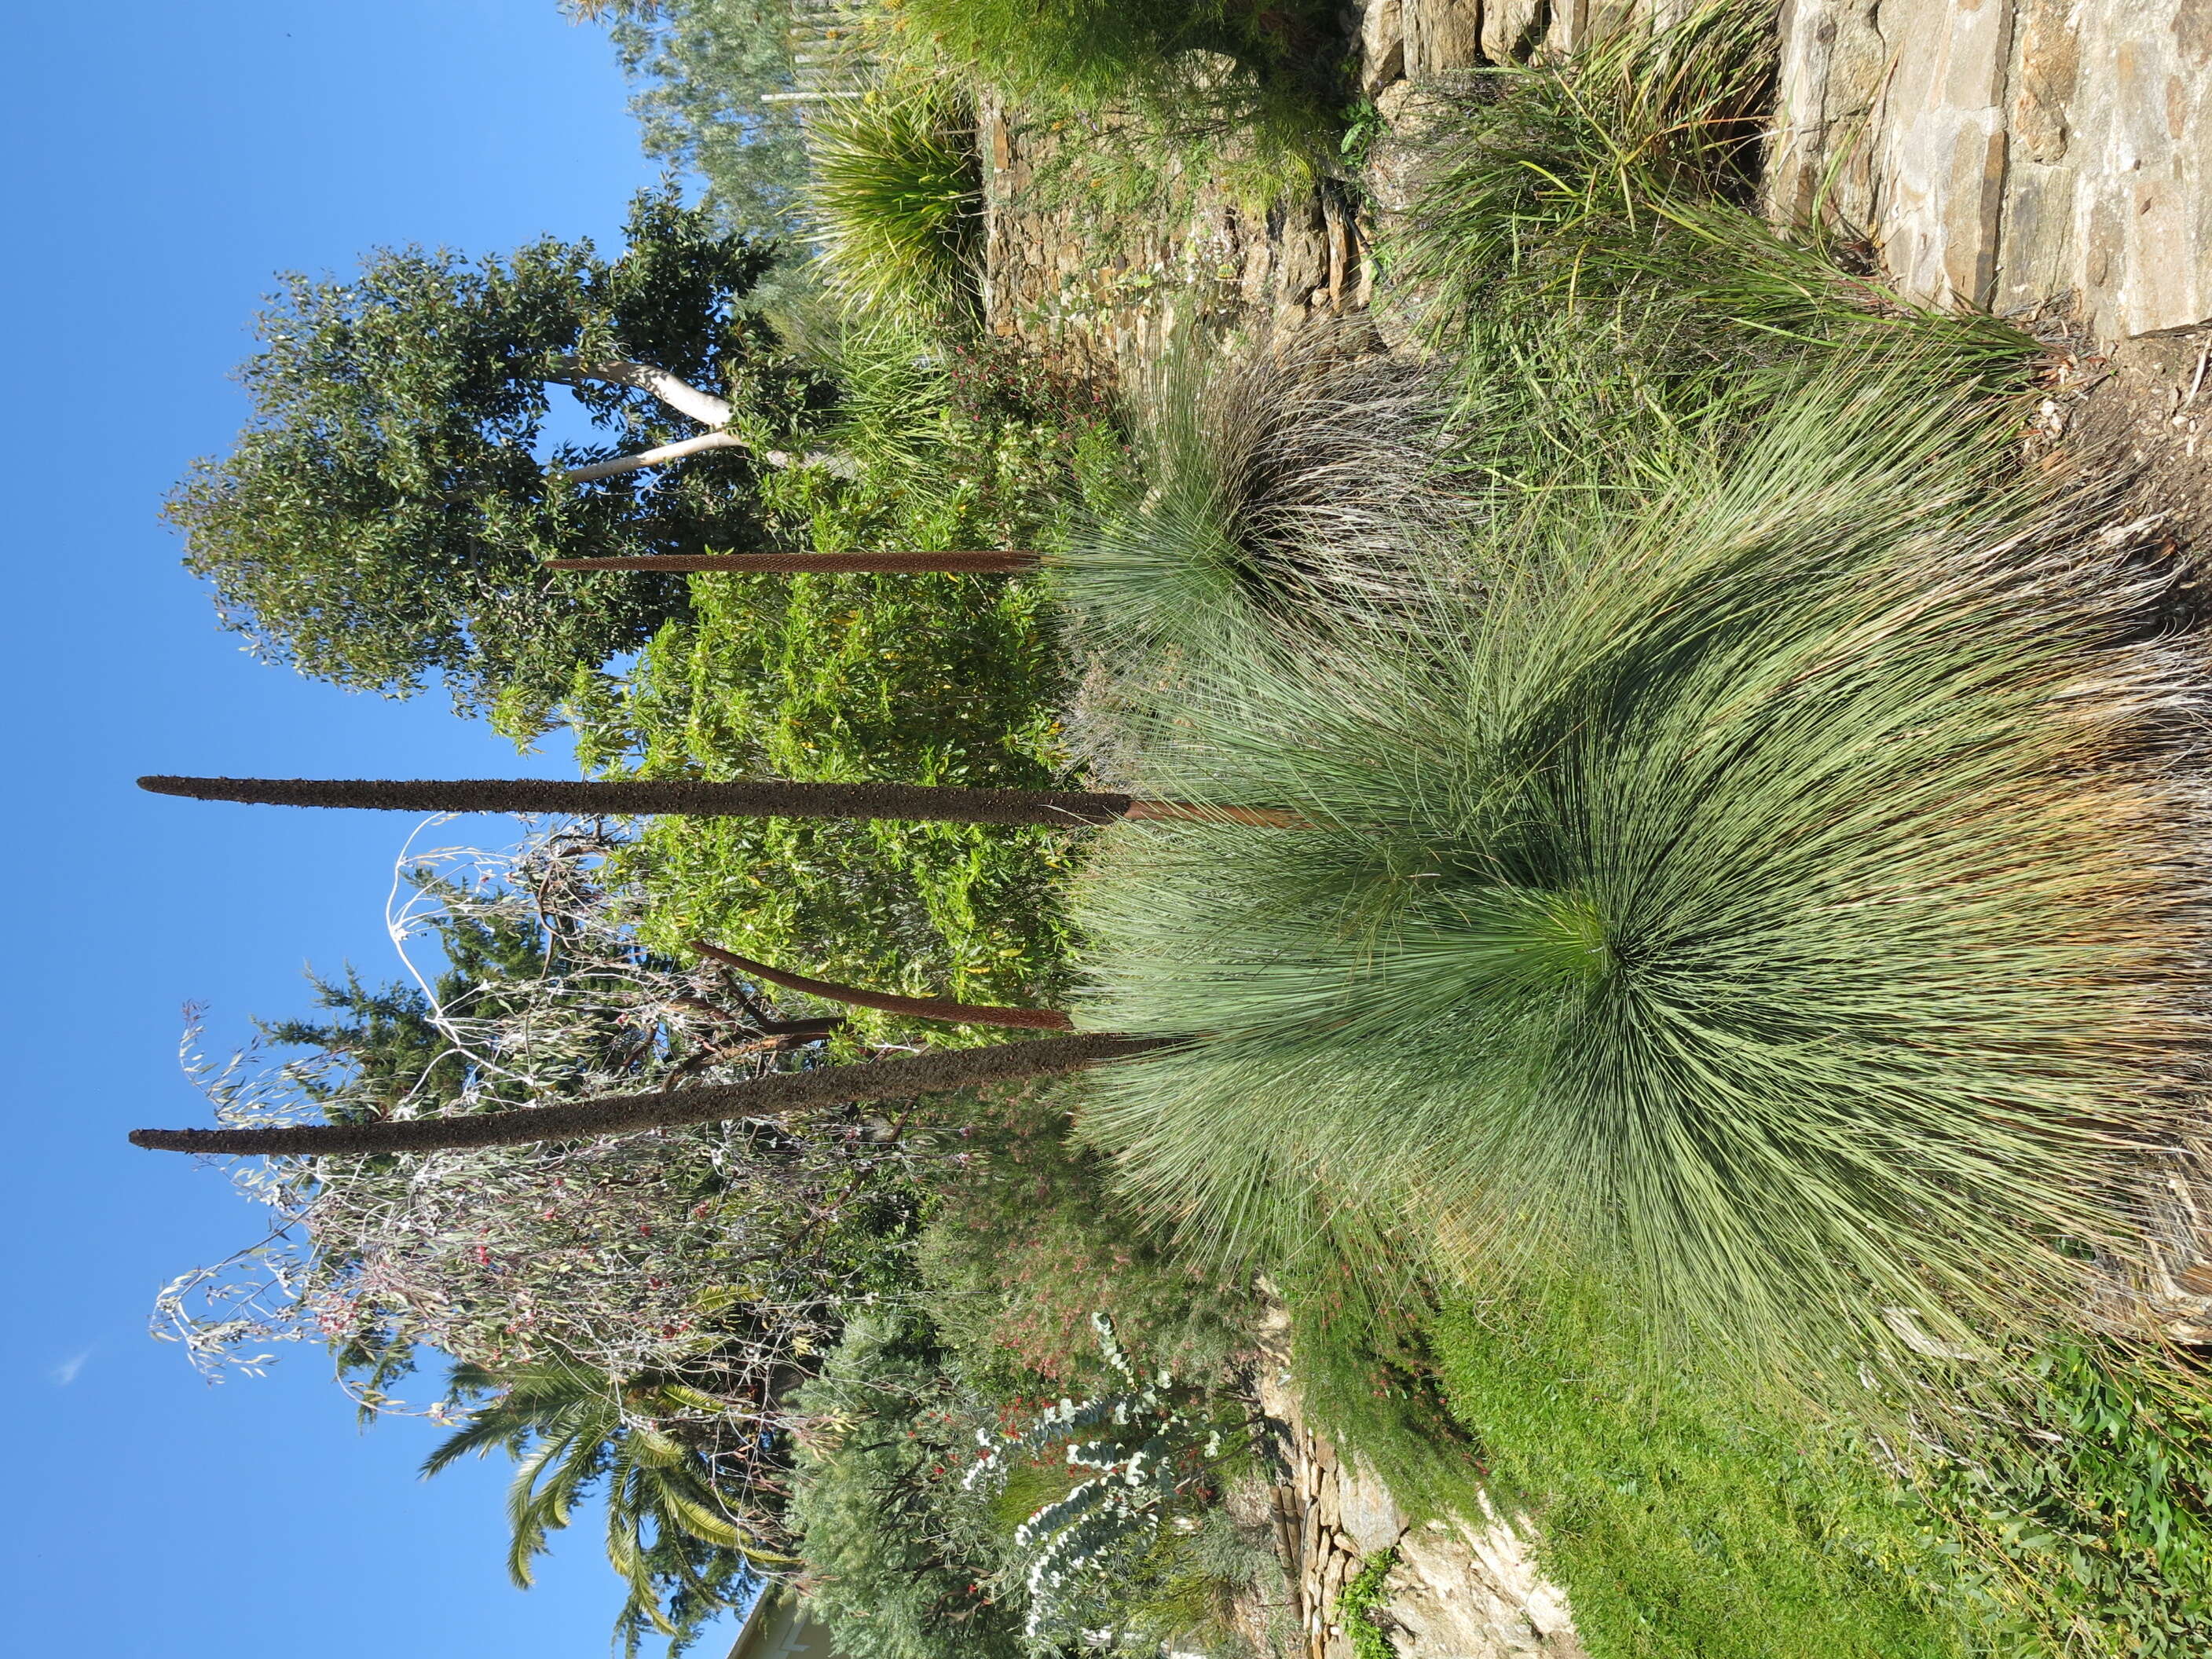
166;188;826;728
577;1;812;245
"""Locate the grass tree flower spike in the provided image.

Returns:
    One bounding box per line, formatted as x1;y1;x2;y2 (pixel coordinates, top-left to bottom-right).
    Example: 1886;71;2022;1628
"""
129;1034;1178;1157
542;550;1042;574
688;940;1073;1030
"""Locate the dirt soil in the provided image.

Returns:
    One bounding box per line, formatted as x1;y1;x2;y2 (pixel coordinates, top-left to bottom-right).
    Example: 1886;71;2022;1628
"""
2042;327;2212;555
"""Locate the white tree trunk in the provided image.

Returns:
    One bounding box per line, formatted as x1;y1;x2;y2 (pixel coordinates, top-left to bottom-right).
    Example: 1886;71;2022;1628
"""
555;431;857;483
558;430;749;482
542;357;859;481
553;357;735;427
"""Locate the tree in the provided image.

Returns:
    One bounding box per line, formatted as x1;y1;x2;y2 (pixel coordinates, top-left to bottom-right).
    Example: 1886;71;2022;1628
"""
574;2;813;247
427;1358;780;1656
148;825;873;1397
251;863;585;1125
165;188;824;727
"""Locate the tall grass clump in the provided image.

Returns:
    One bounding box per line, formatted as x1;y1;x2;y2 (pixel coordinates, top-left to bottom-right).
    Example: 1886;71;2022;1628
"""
1057;326;1472;672
1386;2;2032;410
808;82;981;327
884;0;1346;200
1060;353;2212;1378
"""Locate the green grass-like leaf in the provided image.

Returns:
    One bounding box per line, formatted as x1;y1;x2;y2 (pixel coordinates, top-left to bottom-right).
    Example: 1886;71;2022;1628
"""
1384;1;2032;415
1061;352;2209;1375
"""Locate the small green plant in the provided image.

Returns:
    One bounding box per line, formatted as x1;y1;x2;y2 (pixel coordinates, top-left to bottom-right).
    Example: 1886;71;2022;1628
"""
808;82;981;326
1338;97;1382;170
1906;1342;2212;1656
1335;1548;1400;1659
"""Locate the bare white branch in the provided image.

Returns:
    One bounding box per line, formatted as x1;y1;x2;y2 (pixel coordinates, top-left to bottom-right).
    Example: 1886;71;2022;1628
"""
558;430;750;482
550;356;734;427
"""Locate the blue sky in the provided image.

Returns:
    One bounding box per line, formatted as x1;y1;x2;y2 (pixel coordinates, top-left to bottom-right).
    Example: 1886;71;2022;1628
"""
0;2;745;1650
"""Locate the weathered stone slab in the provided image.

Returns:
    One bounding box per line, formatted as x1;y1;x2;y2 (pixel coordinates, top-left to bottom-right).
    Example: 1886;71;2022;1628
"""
2076;0;2212;336
1866;0;2012;309
1481;0;1548;63
1406;0;1486;75
1384;1507;1588;1658
1769;0;2212;342
1764;0;1891;229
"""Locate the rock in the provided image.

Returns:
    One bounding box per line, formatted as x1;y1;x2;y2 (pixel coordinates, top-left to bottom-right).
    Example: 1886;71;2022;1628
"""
1336;1456;1408;1557
1482;0;1547;64
1383;1503;1588;1658
1768;0;2212;342
1405;0;1485;75
1363;0;1407;94
1866;0;2012;310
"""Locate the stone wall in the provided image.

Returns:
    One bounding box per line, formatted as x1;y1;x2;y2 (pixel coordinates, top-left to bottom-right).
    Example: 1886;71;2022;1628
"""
1767;0;2211;342
975;95;1369;371
972;1;1658;368
977;0;2208;368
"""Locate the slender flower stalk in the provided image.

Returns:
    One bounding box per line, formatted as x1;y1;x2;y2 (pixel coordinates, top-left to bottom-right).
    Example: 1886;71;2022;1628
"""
690;939;1072;1030
135;775;1304;829
140;774;1138;828
544;551;1041;574
129;1034;1178;1157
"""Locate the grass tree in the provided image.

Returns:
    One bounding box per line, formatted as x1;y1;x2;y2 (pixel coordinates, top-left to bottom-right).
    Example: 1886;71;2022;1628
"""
425;1358;783;1655
808;81;983;328
1062;343;2212;1379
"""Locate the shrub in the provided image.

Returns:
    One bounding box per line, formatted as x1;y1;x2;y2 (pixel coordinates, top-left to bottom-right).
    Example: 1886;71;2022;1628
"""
577;568;1073;1053
917;1086;1251;1388
789;1315;1029;1659
808;82;982;327
962;1313;1267;1654
1908;1342;2212;1656
156;826;925;1404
